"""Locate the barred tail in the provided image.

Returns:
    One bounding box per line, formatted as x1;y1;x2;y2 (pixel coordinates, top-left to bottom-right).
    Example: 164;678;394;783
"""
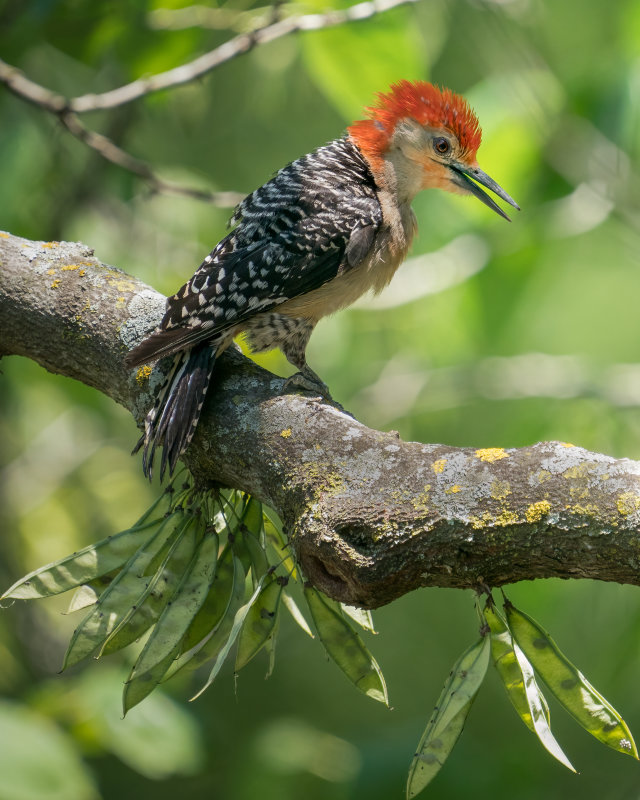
133;343;217;481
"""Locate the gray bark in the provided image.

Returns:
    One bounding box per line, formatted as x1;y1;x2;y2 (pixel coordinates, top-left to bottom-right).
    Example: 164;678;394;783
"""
2;230;640;608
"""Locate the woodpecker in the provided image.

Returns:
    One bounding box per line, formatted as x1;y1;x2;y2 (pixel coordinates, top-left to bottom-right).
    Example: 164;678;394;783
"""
126;80;519;479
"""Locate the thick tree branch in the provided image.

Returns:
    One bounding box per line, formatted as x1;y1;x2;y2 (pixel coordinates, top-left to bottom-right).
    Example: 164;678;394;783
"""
3;231;640;609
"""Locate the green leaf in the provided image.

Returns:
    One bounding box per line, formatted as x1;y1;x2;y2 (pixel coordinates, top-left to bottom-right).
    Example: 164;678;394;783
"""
263;506;297;579
2;518;162;601
191;569;267;699
304;586;388;705
282;592;314;638
406;635;490;798
484;602;574;772
505;600;638;759
123;528;220;713
99;514;199;657
166;552;246;679
340;603;377;633
235;573;284;671
178;544;235;655
62;511;189;669
242;528;269;584
66;584;99;613
301;9;425;120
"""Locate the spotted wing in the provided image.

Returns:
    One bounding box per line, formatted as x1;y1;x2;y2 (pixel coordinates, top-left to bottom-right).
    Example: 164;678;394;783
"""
125;138;382;367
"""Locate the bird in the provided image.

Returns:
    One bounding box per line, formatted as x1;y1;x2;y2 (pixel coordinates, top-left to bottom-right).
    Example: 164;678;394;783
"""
126;80;519;480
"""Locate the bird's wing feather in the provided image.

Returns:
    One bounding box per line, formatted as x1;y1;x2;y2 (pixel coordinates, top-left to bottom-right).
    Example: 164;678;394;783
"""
126;194;381;366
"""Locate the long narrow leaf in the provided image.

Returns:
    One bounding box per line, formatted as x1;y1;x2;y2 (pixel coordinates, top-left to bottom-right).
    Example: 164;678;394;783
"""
123;529;220;712
235;573;284;671
191;572;266;699
484;602;574;772
304;587;388;705
406;635;490;798
62;511;187;669
506;600;638;759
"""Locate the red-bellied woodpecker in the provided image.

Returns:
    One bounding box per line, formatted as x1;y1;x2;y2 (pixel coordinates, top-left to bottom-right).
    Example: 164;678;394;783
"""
126;80;519;479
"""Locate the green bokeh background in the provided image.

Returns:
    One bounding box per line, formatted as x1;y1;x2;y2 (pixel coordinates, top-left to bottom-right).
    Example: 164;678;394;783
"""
1;0;640;797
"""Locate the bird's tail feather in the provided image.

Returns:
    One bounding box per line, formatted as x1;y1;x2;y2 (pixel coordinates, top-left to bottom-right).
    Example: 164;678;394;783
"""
133;344;217;481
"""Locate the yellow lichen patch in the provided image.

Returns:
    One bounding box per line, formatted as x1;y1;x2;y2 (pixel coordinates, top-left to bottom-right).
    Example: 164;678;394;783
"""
560;442;575;448
107;277;137;293
0;232;9;238
412;485;431;513
445;484;461;494
475;448;509;463
491;480;511;501
567;503;600;517
135;365;152;385
41;241;58;248
563;463;591;480
537;469;551;483
280;428;292;438
495;509;519;526
469;511;494;530
617;492;640;516
569;485;590;500
432;459;446;474
47;268;56;275
79;269;86;277
61;264;81;271
116;296;126;304
50;279;61;289
526;500;551;523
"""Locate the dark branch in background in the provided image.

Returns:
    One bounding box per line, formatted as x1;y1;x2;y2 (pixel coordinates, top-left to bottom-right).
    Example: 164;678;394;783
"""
3;231;640;609
0;0;419;204
0;60;244;207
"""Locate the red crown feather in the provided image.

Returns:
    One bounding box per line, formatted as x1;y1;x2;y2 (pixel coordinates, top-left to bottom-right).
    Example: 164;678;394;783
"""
348;81;482;167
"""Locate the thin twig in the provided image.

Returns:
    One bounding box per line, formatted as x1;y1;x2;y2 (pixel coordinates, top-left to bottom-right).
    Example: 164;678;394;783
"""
0;0;419;202
69;0;420;113
0;59;244;207
59;112;245;206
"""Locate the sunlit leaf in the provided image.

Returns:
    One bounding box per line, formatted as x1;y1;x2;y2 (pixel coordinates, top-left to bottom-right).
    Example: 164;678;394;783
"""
484;601;574;772
506;600;638;759
341;603;376;633
62;511;190;669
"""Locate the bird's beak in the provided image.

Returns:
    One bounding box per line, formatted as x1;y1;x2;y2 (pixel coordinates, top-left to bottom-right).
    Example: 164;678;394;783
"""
449;162;520;221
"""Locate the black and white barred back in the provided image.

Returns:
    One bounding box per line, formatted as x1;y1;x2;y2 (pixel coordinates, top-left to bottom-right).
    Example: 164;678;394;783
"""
126;135;383;479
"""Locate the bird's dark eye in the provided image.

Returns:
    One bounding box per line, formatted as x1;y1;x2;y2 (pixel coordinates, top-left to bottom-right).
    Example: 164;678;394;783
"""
433;137;450;155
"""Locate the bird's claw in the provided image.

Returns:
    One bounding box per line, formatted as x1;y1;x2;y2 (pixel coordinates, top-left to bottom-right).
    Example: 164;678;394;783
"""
284;370;333;401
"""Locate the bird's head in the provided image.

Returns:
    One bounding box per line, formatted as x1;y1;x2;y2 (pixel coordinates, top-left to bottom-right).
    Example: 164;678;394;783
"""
348;80;519;220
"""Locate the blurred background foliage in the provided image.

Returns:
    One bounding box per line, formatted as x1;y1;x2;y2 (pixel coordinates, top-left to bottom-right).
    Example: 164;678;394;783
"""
1;0;640;797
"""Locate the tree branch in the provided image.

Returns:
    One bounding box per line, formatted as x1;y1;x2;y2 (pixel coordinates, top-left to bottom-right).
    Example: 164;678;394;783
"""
3;230;640;609
0;0;418;205
68;0;421;113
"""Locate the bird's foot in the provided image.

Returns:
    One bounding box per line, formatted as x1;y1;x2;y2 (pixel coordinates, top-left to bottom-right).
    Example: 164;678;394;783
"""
284;367;333;401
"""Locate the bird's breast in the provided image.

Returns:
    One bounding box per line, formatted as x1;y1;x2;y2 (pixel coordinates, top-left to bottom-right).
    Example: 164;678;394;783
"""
276;207;417;323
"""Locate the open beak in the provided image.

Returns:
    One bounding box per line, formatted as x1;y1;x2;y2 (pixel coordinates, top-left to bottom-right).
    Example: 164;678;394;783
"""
449;163;520;221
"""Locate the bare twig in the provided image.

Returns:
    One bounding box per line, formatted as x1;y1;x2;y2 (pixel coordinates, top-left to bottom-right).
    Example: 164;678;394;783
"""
0;0;418;204
1;0;420;117
58;112;245;206
0;59;245;207
69;0;421;113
